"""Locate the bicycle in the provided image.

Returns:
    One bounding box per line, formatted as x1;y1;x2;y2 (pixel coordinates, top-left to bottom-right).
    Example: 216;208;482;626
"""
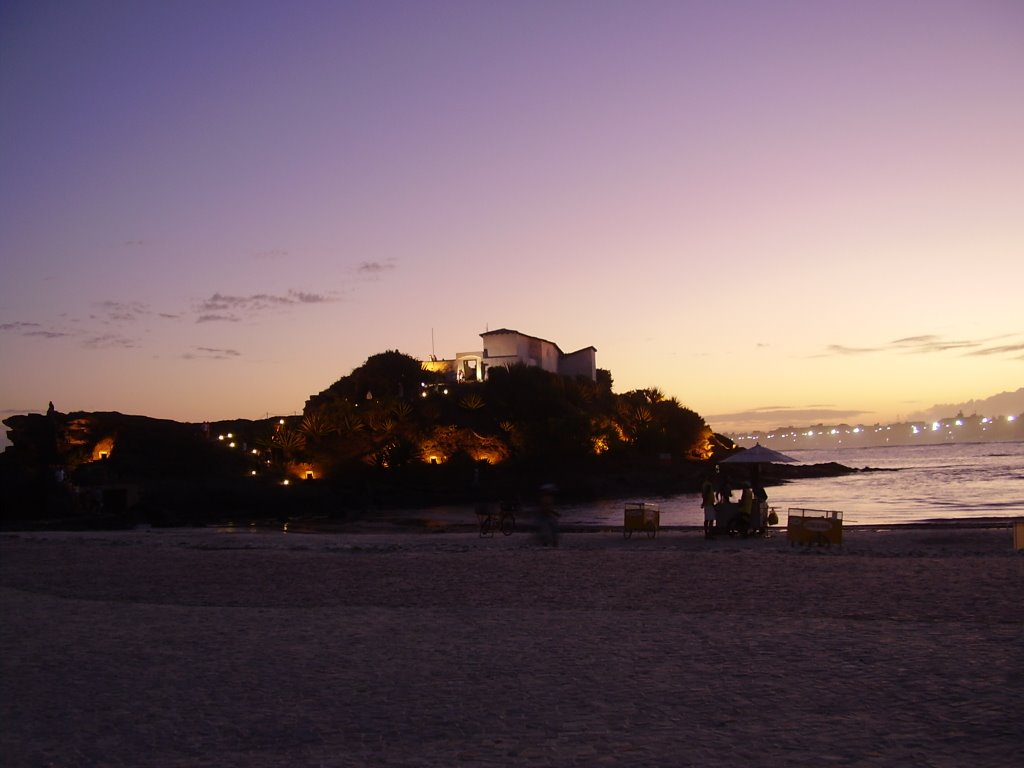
477;502;516;537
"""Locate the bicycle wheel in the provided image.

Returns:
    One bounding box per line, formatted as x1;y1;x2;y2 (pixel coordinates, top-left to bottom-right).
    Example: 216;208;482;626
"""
500;512;515;536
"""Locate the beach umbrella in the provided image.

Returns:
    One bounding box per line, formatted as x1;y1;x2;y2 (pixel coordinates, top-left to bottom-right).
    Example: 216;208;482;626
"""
720;443;800;492
720;443;799;465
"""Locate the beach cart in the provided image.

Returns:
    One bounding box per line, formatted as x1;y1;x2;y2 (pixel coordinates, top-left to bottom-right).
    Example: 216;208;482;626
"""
623;502;660;539
786;508;843;547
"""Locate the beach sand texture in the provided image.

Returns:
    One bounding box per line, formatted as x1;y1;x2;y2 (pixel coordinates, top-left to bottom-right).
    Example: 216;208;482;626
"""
2;527;1022;767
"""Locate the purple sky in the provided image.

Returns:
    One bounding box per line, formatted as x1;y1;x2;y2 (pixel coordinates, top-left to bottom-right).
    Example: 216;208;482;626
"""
2;0;1022;434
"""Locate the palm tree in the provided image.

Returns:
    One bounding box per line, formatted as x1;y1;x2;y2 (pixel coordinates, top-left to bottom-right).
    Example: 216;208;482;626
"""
298;411;336;445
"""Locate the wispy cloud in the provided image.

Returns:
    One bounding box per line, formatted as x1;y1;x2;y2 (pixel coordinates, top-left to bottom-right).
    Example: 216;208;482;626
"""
357;259;397;275
196;313;241;324
183;346;242;360
290;290;331;304
253;248;288;260
4;286;336;353
1;321;75;339
965;342;1024;358
712;405;872;430
890;335;981;354
24;330;74;339
822;333;1022;359
82;334;138;349
0;321;42;332
709;405;871;428
195;289;334;318
824;344;882;356
93;300;150;323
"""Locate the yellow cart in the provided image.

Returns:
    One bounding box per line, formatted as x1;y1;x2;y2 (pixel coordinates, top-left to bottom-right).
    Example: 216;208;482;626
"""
623;502;660;539
787;508;843;547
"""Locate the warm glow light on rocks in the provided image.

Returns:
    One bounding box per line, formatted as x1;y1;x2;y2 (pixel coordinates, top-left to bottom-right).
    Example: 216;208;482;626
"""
91;437;115;461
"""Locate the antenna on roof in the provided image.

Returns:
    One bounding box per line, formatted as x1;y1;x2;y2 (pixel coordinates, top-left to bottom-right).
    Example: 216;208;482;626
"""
431;328;436;361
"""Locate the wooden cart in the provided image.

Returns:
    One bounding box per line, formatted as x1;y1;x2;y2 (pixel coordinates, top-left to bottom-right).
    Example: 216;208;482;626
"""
786;508;843;547
623;502;660;539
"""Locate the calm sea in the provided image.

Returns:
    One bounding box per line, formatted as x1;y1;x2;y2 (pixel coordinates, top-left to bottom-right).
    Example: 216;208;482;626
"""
554;441;1024;527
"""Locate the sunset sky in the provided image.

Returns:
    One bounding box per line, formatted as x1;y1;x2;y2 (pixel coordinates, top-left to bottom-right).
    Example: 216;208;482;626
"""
2;0;1022;436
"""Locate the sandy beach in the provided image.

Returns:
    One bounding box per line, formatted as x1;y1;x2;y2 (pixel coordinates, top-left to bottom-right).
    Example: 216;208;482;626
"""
2;525;1022;767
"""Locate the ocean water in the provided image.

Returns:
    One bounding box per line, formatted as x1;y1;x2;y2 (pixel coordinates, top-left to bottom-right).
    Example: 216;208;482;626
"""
553;441;1024;527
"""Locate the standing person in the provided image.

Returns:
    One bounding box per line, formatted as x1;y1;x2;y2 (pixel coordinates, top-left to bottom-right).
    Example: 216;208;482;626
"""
701;474;717;538
752;481;769;535
753;482;768;504
716;476;732;506
737;482;754;536
537;484;560;547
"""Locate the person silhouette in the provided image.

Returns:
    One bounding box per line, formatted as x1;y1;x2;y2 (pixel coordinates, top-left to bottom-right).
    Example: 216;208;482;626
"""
537;484;559;547
701;475;717;538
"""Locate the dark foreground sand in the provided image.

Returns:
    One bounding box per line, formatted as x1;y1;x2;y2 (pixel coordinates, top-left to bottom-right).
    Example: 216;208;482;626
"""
2;525;1022;767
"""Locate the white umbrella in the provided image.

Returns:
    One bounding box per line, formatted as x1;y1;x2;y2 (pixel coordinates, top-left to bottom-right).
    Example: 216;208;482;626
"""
720;443;799;464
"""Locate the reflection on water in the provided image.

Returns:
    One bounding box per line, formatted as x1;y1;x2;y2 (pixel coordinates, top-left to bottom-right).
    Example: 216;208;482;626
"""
552;442;1024;527
774;441;1024;524
357;442;1023;530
